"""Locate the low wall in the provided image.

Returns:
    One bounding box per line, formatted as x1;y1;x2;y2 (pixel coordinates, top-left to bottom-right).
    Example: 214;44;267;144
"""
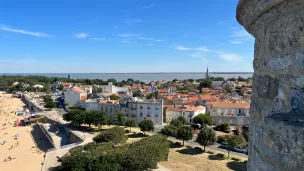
36;122;56;149
213;116;250;126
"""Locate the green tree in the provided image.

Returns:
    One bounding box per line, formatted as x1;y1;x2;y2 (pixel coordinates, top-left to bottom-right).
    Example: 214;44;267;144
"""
176;126;193;146
146;92;155;99
133;90;142;97
199;79;212;92
110;94;120;100
113;112;126;126
215;122;231;133
93;111;109;128
197;127;217;151
193;114;212;126
237;76;246;82
161;125;178;137
217;134;232;143
170;116;188;127
125;119;137;132
58;84;64;91
227;135;245;157
93;126;127;144
92;87;103;94
107;78;117;84
138;119;154;135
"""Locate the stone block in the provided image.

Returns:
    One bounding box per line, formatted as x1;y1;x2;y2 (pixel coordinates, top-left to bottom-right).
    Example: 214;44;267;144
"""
254;75;278;99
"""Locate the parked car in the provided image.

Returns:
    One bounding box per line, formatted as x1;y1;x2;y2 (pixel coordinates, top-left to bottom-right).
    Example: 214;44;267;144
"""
219;142;229;149
233;146;247;153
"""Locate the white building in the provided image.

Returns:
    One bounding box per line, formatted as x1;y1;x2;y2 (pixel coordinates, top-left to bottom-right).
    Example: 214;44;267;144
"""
205;101;250;126
166;105;206;123
64;87;87;106
100;82;129;94
122;98;163;125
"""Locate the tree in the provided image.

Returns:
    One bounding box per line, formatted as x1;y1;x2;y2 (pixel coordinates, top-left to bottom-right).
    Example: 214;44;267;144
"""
58;84;64;91
84;111;95;128
237;76;246;82
113;112;126;126
109;94;120;100
227;135;245;157
214;122;231;133
172;79;178;82
228;77;236;82
217;134;232;143
107;78;117;84
92;87;103;94
125;120;137;132
138;119;154;135
197;127;217;151
93;111;109;128
193;114;212;126
133;90;142;97
176;126;193;146
161;125;178;137
146;92;155;99
93;126;127;144
170;116;188;127
199;79;212;92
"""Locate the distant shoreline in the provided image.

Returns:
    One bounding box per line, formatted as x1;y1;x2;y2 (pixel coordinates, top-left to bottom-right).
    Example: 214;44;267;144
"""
1;72;254;75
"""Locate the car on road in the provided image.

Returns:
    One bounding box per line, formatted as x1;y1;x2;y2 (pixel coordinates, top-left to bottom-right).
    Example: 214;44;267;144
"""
219;142;229;149
233;146;247;153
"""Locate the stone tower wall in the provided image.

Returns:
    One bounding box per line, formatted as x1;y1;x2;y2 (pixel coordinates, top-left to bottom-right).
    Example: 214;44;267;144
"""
237;0;304;170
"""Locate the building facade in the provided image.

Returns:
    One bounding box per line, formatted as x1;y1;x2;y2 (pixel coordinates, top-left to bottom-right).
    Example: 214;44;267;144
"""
165;106;206;123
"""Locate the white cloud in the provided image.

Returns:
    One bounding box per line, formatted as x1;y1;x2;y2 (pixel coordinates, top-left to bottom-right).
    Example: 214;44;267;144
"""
125;19;142;25
142;4;155;9
230;41;243;44
118;33;139;37
219;53;243;62
0;25;52;37
138;37;165;42
173;45;244;62
91;37;106;41
173;45;191;51
229;28;253;44
75;33;89;39
120;40;131;43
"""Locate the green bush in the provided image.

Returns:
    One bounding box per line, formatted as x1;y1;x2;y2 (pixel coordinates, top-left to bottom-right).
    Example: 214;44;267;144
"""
214;122;231;133
125;119;137;132
93;127;127;144
217;134;232;144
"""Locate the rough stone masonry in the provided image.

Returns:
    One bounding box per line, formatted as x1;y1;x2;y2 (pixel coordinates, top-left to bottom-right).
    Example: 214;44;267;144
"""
237;0;304;170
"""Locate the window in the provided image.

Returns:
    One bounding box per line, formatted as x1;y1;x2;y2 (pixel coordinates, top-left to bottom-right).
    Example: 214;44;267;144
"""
155;108;158;110
106;108;108;113
110;108;112;113
140;112;143;117
147;113;151;117
155;113;158;117
100;107;103;111
147;107;150;109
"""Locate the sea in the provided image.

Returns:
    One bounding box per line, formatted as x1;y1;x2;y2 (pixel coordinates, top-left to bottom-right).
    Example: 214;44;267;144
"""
1;73;253;82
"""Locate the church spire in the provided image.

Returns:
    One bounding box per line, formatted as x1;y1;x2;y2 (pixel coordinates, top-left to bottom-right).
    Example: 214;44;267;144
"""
205;66;210;80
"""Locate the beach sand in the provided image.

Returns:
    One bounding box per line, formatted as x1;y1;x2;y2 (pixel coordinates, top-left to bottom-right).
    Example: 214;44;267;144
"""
0;91;45;171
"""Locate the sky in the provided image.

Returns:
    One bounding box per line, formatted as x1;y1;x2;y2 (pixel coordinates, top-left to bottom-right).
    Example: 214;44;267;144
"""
0;0;254;73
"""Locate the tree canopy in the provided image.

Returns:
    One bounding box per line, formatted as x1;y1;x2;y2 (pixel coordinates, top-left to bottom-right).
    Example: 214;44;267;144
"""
113;112;126;126
197;127;217;151
93;126;127;144
138;119;154;135
193;114;212;126
227;135;245;157
125;120;137;132
176;126;193;146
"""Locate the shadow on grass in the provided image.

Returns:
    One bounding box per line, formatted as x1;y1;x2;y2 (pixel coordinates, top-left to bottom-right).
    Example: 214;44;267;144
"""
208;154;225;160
127;133;148;138
177;147;204;155
169;141;183;148
226;161;247;171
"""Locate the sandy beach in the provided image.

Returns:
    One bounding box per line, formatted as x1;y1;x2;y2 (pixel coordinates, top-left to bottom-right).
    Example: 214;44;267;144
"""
0;91;45;171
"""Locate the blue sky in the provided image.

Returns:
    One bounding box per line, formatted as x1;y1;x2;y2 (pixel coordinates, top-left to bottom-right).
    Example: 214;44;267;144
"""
0;0;254;73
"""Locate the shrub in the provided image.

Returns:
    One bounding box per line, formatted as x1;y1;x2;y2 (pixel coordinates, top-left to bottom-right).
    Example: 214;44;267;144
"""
93;126;127;144
235;126;242;135
197;127;217;151
214;122;231;133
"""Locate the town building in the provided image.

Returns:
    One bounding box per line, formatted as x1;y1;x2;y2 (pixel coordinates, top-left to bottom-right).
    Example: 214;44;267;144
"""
165;105;206;123
100;82;129;94
64;87;87;106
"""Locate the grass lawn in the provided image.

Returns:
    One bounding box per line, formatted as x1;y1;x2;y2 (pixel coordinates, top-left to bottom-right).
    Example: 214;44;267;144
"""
123;127;247;171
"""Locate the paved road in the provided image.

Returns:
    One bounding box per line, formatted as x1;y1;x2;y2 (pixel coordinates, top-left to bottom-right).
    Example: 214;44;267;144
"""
154;125;247;158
